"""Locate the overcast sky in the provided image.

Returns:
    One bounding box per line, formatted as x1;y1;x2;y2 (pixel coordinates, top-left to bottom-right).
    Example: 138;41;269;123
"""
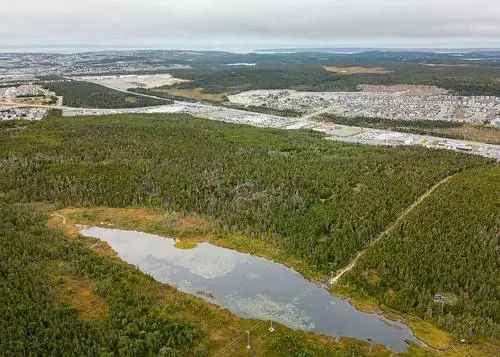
3;0;500;50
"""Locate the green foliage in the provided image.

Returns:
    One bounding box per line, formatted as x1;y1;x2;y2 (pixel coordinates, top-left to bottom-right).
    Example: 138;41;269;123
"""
344;166;500;339
43;80;168;108
0;204;199;356
1;113;496;344
319;115;463;130
0;114;484;275
267;332;365;357
169;62;500;96
226;103;303;117
173;65;344;93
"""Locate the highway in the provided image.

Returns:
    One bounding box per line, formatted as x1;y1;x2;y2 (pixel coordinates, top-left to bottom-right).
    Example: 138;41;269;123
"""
2;85;500;161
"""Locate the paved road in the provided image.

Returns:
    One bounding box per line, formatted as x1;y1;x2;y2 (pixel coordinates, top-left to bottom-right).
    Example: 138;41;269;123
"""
3;82;500;160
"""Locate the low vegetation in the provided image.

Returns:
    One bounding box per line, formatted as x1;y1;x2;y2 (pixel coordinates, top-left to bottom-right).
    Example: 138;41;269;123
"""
154;87;228;103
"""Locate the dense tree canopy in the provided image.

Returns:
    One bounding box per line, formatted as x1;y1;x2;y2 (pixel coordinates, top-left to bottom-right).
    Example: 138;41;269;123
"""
44;81;168;108
0;113;497;354
343;166;500;339
0;204;200;356
0;114;483;273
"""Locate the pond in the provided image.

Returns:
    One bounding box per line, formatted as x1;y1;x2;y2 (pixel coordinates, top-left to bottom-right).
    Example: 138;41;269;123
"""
80;227;420;352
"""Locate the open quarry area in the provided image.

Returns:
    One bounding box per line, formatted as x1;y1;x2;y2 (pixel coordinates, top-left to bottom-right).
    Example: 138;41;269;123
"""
228;89;500;126
72;73;189;91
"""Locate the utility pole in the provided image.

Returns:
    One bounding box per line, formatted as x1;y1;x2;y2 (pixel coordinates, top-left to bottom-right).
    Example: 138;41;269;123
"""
269;320;275;333
246;330;251;353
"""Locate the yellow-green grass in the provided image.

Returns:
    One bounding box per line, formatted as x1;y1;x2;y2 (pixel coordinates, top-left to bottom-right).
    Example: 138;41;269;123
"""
45;206;399;356
45;205;486;356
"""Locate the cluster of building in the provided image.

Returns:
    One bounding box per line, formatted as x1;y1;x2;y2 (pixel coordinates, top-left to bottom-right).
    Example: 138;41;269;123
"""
0;52;190;77
0;84;56;121
0;84;54;99
228;90;500;126
0;107;48;121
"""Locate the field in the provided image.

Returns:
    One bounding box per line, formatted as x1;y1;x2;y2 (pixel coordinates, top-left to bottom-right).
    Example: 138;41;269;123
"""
0;113;498;355
10;95;59;106
43;80;169;108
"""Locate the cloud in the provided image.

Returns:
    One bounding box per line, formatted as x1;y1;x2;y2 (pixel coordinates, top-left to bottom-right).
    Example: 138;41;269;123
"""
2;0;500;48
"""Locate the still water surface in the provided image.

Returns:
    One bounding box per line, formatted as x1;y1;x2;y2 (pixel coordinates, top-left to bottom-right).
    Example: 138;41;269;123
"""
80;227;419;352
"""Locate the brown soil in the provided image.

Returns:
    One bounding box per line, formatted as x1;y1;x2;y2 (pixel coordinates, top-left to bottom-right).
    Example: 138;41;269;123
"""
50;271;108;320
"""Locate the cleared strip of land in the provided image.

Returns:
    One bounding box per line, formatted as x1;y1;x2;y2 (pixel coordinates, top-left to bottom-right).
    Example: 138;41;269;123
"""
329;173;456;285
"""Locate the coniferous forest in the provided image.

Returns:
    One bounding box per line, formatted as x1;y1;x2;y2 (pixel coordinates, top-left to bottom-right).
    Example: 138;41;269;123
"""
0;113;498;355
343;166;500;339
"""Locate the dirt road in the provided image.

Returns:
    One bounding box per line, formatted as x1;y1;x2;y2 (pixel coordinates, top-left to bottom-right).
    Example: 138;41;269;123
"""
329;173;457;285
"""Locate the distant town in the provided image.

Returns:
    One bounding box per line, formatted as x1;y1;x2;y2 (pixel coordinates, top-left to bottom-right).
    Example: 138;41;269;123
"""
1;51;499;160
229;89;500;127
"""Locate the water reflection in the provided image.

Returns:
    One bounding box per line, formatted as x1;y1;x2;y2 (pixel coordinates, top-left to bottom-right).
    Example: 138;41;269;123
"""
80;227;419;352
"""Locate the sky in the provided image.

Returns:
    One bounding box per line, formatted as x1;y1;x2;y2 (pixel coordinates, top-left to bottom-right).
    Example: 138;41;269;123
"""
2;0;500;51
